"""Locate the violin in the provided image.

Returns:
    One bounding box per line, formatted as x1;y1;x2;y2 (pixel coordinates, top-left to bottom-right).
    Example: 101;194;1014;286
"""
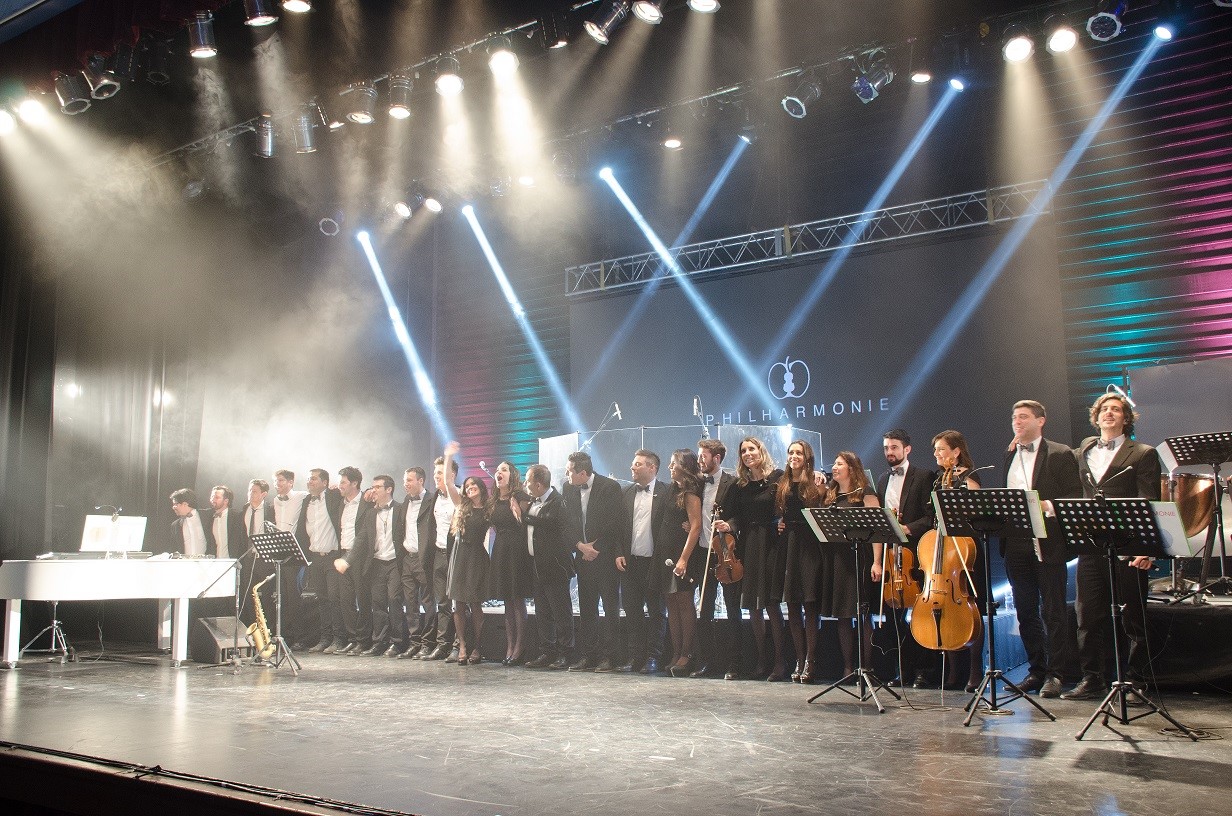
881;516;921;610
711;503;744;585
908;466;978;651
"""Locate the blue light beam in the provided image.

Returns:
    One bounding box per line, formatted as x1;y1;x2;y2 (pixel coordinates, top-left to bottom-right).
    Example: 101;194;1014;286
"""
600;165;777;412
356;231;454;441
862;37;1163;451
461;205;588;435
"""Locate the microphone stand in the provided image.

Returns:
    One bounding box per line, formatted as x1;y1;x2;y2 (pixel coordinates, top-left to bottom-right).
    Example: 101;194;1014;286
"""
580;402;621;451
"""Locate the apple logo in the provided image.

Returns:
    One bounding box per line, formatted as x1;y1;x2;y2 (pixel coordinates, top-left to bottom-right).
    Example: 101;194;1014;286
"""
768;356;810;400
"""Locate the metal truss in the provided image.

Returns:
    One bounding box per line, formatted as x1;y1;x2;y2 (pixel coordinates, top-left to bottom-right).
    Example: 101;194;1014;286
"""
565;180;1050;296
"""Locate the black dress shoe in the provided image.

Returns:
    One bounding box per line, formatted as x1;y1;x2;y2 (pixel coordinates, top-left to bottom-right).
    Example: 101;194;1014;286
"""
1018;673;1045;693
397;644;423;660
912;671;934;689
524;653;552;669
640;658;659;675
425;644;452;661
382;644;401;658
567;658;592;672
1039;676;1063;698
594;659;616;673
322;640;349;655
359;642;388;657
548;656;571;670
689;664;711;679
445;648;461;664
343;642;369;656
1061;677;1108;701
307;640;332;654
724;669;739;681
616;663;636;673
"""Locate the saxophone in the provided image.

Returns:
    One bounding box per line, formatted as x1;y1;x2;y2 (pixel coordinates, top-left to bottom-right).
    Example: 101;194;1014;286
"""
247;574;276;660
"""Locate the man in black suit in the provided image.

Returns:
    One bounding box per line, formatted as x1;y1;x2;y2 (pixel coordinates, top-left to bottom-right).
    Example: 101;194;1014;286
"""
521;464;577;669
394;467;434;659
562;450;628;672
1001;400;1083;698
617;450;668;674
691;439;740;679
872;429;935;688
1062;392;1163;701
332;466;374;655
356;474;402;656
417;453;460;660
166;488;214;556
298;467;344;653
207;485;246;559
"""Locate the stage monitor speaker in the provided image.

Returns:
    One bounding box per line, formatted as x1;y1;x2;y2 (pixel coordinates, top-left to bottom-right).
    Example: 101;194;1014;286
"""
190;616;254;664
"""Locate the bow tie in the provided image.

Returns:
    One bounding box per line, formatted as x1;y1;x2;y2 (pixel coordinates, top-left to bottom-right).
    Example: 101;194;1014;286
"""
1017;442;1035;453
1096;439;1118;451
532;496;544;504
701;475;714;485
308;494;320;502
214;511;225;519
579;483;589;491
636;484;652;492
276;495;289;501
377;505;392;513
889;467;903;477
409;494;424;503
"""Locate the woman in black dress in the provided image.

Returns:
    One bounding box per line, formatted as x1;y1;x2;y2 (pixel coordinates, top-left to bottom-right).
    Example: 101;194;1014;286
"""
819;451;882;680
716;437;787;680
931;429;984;691
488;461;534;665
660;449;703;677
444;445;491;665
778;440;825;683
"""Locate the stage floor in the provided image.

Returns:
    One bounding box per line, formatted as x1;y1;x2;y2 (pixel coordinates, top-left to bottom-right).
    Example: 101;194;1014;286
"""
3;647;1231;816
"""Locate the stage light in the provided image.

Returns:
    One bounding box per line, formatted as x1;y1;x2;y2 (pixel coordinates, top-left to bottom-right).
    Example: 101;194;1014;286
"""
688;0;719;11
188;12;217;59
1215;0;1232;7
394;200;412;219
243;0;278;26
663;130;683;150
1045;16;1078;53
540;13;570;49
1002;24;1035;63
434;56;463;96
84;56;120;99
738;123;757;144
911;69;932;83
293;104;316;152
319;213;342;235
518;175;535;186
388;72;413;119
342;81;377;123
632;1;664;24
424;196;443;213
949;77;966;91
585;0;631;45
18;97;48;125
488;37;519;76
851;54;893;104
1153;0;1183;41
782;77;821;119
282;0;311;12
314;100;344;130
109;42;139;82
0;110;14;134
255;114;275;158
1087;1;1128;42
146;40;171;85
54;72;92;115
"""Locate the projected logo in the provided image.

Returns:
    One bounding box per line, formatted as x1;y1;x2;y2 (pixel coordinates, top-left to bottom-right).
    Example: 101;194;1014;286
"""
768;356;811;400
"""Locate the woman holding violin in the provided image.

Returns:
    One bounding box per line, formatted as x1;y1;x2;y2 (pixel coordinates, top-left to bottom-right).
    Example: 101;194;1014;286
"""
659;449;704;677
717;437;787;680
777;440;826;683
818;451;882;681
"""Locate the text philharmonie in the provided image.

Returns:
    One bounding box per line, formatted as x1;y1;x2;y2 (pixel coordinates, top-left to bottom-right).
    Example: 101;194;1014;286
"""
703;397;891;427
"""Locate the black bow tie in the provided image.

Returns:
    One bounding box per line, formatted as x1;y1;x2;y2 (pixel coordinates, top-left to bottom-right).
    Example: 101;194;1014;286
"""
276;495;289;501
579;483;589;491
409;494;424;503
701;475;714;485
637;484;651;492
308;494;320;502
1096;439;1118;451
1017;442;1035;453
889;467;903;477
377;505;392;513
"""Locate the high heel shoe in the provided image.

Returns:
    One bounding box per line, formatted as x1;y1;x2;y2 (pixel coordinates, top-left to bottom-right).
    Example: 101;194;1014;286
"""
799;660;815;684
457;651;469;666
468;651;482;665
669;657;692;678
790;661;803;683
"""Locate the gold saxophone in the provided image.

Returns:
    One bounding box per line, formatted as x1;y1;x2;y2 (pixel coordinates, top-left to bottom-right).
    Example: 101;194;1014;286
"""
247;574;276;660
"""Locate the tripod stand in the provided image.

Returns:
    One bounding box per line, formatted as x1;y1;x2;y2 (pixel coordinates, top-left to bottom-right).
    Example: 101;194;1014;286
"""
251;524;308;674
20;599;74;664
1054;496;1197;741
805;506;904;713
1165;432;1232;604
933;489;1056;725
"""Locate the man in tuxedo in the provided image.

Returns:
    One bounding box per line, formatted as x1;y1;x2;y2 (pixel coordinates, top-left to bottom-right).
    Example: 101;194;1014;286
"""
1001;401;1083;698
691;439;740;679
271;469;308;534
167;488;213;556
872;429;935;688
332;466;374;655
242;480;276;540
616;450;668;674
562;451;628;672
395;467;434;659
207;486;245;559
269;470;311;647
298;468;344;653
359;474;402;657
1062;392;1163;701
417;454;459;660
521;464;577;669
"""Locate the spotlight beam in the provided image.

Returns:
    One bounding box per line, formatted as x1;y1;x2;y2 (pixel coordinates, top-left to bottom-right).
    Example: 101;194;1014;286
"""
461;205;588;435
578;138;750;399
600;166;776;412
859;37;1163;452
356;231;453;442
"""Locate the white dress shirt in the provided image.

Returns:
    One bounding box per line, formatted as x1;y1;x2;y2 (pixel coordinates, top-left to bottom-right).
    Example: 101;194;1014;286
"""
1086;435;1125;483
433;492;454;551
884;461;911;517
182;510;207;557
211;511;230;558
629;483;654;558
339;494;362;551
273;490;307;534
402;493;425;553
700;471;721;549
373;503;396;561
304;493;339;555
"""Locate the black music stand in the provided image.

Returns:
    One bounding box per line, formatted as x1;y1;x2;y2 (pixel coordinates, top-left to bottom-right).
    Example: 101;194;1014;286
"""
803;506;904;713
250;525;307;674
1165;432;1232;603
1053;497;1197;741
933;488;1056;725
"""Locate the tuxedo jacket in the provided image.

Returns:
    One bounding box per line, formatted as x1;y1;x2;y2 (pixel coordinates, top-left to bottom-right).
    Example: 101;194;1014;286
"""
394;492;435;563
620;479;669;560
875;462;936;547
562;473;628;562
524;488;574;581
240;499;277;540
165;509;215;555
1000;437;1084;564
337;498;376;574
1075;436;1163;501
208;508;246;558
295;488;344;554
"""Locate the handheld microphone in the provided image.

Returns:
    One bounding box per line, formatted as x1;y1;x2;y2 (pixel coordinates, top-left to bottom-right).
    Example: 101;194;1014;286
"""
478;460;495;478
666;559;696;584
612;402;622;421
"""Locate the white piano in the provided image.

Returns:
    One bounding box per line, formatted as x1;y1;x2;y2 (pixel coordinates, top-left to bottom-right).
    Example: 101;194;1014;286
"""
0;557;237;668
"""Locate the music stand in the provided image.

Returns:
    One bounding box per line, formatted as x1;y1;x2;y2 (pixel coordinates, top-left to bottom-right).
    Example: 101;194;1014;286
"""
1165;432;1232;602
1053;497;1197;741
933;488;1056;725
803;506;905;713
250;525;308;674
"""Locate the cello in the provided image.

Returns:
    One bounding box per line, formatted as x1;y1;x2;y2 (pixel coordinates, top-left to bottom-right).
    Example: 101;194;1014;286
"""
908;466;979;651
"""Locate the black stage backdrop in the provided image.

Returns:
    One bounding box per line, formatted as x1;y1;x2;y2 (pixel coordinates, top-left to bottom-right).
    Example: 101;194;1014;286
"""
569;217;1072;476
